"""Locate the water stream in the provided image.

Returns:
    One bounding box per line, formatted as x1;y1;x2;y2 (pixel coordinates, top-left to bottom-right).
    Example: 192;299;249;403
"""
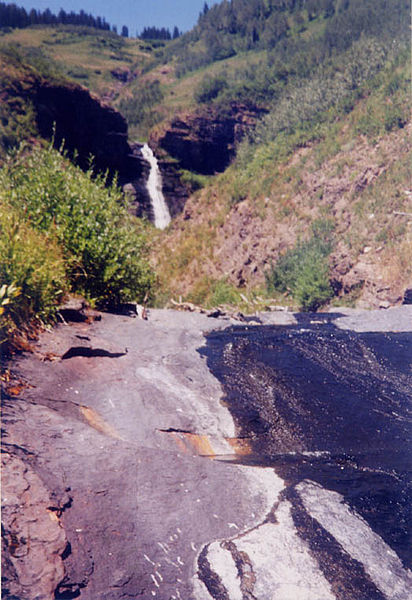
141;143;171;229
201;316;412;572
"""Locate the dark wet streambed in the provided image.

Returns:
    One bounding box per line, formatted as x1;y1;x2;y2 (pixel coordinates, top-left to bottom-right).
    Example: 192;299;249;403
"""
202;315;412;569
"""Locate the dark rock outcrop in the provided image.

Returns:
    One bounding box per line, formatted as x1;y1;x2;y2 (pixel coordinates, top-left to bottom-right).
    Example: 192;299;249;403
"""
140;101;267;218
0;54;141;184
402;288;412;304
122;143;152;219
34;84;140;180
150;102;268;175
157;157;191;217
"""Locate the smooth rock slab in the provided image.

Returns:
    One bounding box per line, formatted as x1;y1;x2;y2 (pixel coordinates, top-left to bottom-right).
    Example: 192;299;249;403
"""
2;306;411;599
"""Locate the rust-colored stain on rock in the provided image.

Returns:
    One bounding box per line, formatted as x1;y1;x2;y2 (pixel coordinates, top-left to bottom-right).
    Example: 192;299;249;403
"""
166;432;216;457
165;432;253;459
226;436;253;456
79;406;124;441
184;433;216;457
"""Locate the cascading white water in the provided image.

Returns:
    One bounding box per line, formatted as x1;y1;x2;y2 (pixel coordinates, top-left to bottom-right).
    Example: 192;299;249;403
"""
141;143;171;230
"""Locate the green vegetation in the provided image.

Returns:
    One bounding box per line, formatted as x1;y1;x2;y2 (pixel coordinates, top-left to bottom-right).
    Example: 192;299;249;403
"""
118;79;164;131
195;73;228;103
0;200;67;344
266;220;335;311
112;0;410;141
0;143;155;344
187;277;241;307
0;46;42;155
163;0;408;86
0;2;113;31
0;26;151;97
179;169;210;191
232;41;410;199
1;1;410;318
144;0;410;311
139;26;181;41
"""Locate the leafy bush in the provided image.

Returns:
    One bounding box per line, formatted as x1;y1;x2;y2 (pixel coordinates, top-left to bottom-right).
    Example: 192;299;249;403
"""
252;36;392;147
194;73;228;103
0;200;66;342
0;144;155;308
179;169;209;191
210;279;240;307
266;220;334;311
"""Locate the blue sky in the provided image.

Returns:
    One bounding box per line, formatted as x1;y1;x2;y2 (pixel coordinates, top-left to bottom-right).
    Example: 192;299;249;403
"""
12;1;219;35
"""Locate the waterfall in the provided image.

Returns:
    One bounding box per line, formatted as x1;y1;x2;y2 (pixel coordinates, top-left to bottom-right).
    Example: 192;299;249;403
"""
141;143;171;230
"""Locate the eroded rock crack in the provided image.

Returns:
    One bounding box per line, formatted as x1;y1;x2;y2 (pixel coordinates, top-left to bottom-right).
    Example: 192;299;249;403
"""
198;545;231;600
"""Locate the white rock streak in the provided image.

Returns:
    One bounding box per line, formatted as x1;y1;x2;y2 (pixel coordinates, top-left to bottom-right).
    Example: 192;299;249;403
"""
235;501;335;600
207;544;243;600
141;143;171;230
135;364;236;444
297;480;412;600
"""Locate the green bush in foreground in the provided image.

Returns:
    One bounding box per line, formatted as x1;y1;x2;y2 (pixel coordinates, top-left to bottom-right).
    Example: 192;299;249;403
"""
266;220;334;312
0;201;67;342
0;144;155;311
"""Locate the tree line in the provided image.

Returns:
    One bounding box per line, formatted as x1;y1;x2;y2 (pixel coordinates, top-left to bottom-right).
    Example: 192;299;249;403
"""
165;0;409;78
0;2;182;41
139;26;181;40
0;2;113;31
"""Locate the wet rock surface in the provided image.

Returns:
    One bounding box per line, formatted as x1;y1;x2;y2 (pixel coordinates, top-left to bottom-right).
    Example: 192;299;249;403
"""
124;143;188;222
1;306;412;599
201;310;412;599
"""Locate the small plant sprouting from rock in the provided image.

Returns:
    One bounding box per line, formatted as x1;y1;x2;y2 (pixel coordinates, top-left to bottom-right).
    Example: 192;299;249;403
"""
266;219;335;312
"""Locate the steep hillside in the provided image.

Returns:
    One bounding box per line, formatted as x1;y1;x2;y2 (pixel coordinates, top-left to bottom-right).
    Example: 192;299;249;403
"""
1;1;411;313
0;24;151;98
0;43;155;346
0;45;142;178
152;47;411;310
116;0;409;136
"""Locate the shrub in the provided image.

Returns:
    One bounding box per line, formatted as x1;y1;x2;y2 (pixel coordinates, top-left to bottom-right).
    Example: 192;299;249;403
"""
0;200;66;343
186;277;240;308
210;279;240;307
0;144;155;308
194;73;228;103
266;220;334;311
180;169;209;191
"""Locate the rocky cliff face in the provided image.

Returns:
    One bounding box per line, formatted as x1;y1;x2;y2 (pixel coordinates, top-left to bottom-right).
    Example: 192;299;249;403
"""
34;83;140;181
0;50;143;183
153;119;411;310
157;156;191;217
150;102;267;175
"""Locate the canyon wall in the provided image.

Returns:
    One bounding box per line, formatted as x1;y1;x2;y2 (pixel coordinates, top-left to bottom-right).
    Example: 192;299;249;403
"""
150;102;267;175
34;83;140;180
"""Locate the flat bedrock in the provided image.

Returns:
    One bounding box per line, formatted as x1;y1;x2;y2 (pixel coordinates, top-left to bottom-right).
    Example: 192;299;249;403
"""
1;306;411;599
